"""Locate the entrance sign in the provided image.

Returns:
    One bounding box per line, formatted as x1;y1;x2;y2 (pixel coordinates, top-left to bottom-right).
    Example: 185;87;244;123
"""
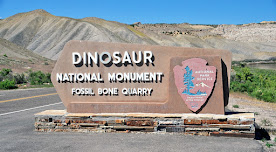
51;41;231;114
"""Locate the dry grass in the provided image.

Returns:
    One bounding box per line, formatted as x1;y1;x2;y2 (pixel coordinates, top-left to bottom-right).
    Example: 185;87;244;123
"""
230;92;276;111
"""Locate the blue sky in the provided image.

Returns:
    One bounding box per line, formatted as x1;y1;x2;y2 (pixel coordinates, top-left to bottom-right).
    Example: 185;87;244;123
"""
0;0;276;24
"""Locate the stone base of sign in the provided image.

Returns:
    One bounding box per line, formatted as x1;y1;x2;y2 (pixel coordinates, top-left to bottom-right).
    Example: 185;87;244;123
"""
34;110;255;138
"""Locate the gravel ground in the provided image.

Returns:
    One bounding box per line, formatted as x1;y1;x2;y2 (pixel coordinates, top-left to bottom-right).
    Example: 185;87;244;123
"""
227;92;276;151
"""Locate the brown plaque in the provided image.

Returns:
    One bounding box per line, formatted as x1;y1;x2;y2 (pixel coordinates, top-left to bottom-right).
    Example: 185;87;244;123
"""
51;41;231;114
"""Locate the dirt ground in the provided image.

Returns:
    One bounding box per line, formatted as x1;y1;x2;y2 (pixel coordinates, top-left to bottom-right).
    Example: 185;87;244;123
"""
227;92;276;151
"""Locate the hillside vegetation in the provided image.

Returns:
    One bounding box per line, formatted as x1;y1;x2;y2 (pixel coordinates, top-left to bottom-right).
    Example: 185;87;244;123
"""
0;68;51;90
231;66;276;102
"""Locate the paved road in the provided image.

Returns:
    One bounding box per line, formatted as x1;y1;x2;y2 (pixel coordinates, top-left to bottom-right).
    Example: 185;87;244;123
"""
0;88;263;152
0;88;59;114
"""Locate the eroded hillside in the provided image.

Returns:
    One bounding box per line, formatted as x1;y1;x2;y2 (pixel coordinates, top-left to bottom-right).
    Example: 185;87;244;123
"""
0;9;275;61
0;38;54;73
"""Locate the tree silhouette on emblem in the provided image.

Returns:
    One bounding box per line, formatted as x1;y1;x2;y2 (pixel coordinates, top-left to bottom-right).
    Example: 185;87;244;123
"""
183;66;194;94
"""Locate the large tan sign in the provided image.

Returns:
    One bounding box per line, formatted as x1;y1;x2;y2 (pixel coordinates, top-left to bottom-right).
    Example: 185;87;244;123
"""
51;41;231;114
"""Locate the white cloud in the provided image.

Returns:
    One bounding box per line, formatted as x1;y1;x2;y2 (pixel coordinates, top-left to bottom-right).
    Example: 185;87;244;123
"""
0;17;2;19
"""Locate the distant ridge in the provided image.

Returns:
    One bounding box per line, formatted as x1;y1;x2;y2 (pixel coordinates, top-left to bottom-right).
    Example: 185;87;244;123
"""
0;9;276;61
260;21;276;24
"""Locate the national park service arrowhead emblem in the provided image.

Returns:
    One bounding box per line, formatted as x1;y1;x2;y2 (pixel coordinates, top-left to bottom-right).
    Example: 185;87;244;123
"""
173;58;217;113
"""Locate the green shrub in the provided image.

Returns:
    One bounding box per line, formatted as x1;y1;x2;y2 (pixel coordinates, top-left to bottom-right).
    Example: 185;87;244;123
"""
266;142;273;148
251;88;262;100
0;80;17;89
28;70;51;85
231;66;276;103
0;68;12;77
0;69;52;89
0;68;13;81
13;73;27;84
233;105;239;108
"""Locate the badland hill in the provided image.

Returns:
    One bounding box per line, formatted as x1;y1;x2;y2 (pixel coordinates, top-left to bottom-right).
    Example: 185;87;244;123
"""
0;9;275;71
0;37;54;73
